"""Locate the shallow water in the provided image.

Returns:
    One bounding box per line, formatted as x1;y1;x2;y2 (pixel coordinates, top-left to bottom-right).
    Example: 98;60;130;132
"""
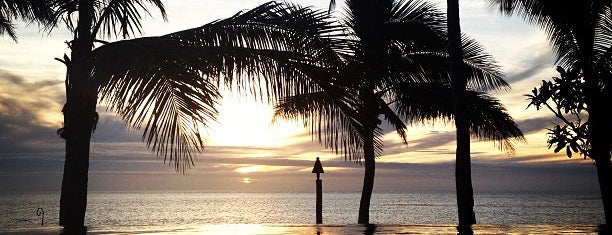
1;191;604;234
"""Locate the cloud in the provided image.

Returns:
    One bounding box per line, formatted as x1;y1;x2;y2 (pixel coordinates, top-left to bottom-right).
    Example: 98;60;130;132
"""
516;116;556;134
91;110;143;143
505;51;556;84
0;130;601;193
0;70;64;153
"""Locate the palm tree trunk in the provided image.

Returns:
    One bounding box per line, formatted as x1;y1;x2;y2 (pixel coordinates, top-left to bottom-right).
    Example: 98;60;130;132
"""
595;153;612;226
588;99;612;225
447;0;476;225
580;21;612;225
358;129;376;224
59;0;95;230
59;107;94;231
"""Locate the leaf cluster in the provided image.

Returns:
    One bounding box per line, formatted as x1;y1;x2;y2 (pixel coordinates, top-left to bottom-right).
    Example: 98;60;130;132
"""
0;0;55;41
274;0;524;162
53;0;167;40
526;66;589;159
91;1;343;171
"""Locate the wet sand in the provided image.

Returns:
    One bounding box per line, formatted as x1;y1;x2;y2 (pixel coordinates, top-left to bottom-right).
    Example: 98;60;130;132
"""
0;224;604;235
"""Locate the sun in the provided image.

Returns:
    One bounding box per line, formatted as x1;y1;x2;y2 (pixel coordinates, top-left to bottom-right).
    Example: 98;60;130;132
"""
206;89;304;147
241;177;252;184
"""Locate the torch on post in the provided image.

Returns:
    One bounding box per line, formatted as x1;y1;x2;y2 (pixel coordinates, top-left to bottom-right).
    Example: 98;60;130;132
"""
312;157;324;224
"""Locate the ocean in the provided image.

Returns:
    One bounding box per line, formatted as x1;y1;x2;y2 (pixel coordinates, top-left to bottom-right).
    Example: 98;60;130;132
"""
0;191;604;234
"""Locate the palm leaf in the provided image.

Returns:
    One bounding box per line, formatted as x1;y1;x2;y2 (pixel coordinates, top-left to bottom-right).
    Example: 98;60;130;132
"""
55;0;166;40
274;91;367;161
95;38;220;172
392;82;525;153
486;0;612;68
0;16;16;40
384;1;507;92
92;0;167;39
0;0;55;41
92;1;343;171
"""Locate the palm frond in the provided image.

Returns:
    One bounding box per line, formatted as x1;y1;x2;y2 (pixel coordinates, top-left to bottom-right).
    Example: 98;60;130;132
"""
486;0;612;69
393;82;454;123
392;82;524;153
389;0;446;39
165;1;346;100
274;91;366;161
0;17;16;40
91;1;344;171
0;0;55;41
379;97;408;145
594;6;612;60
385;21;506;92
56;0;166;39
460;35;508;91
94;38;220;172
92;0;167;39
391;37;507;93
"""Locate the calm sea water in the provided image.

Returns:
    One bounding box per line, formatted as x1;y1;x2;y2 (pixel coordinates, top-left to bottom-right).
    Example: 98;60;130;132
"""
0;191;604;234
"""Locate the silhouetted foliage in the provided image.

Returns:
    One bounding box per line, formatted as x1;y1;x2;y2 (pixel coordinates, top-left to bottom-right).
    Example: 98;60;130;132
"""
275;0;523;224
0;0;54;41
50;0;345;229
489;0;612;225
527;66;589;158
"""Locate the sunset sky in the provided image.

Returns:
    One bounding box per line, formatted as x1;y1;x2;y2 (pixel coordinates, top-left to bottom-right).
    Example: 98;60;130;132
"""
0;0;601;193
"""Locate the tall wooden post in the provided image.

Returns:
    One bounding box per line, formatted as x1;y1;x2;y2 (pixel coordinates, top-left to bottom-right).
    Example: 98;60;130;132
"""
312;157;325;224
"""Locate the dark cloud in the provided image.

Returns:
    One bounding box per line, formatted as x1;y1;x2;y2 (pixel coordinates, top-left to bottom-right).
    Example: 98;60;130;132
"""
516;116;556;134
0;70;64;153
0;70;150;153
505;51;555;84
1;70;64;93
1;149;600;193
408;131;455;150
91;110;142;143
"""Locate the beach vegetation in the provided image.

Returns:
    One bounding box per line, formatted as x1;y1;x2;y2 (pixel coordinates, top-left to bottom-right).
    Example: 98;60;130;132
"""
0;0;54;41
48;0;341;230
275;0;524;224
489;0;612;225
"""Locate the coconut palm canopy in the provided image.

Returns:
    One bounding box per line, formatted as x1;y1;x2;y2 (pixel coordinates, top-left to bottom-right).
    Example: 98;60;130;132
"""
271;0;524;224
274;0;524;161
61;1;345;172
0;0;54;41
488;0;612;71
487;0;612;225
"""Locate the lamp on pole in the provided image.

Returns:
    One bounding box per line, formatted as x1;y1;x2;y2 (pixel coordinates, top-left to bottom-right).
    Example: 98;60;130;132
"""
312;157;324;224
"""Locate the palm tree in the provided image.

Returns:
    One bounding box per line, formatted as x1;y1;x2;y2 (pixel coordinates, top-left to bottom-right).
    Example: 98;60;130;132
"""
50;1;341;230
446;0;476;226
487;0;612;225
274;0;524;224
0;0;54;41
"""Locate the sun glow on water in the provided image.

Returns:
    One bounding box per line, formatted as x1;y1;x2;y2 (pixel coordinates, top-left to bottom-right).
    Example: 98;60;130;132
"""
241;177;252;184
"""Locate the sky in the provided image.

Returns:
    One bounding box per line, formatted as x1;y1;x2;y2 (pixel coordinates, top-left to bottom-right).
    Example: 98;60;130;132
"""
0;0;601;193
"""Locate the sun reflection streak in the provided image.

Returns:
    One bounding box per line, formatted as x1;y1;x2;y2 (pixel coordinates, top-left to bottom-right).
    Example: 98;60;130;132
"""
241;177;252;184
189;224;285;235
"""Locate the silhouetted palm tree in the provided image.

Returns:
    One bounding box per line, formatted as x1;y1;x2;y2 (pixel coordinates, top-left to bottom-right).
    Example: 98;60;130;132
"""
488;0;612;225
51;1;340;230
275;0;524;224
446;0;476;226
0;0;54;41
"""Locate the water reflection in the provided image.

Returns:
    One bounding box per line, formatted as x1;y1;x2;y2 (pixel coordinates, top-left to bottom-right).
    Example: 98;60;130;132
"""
457;225;473;235
363;224;377;235
2;224;604;234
